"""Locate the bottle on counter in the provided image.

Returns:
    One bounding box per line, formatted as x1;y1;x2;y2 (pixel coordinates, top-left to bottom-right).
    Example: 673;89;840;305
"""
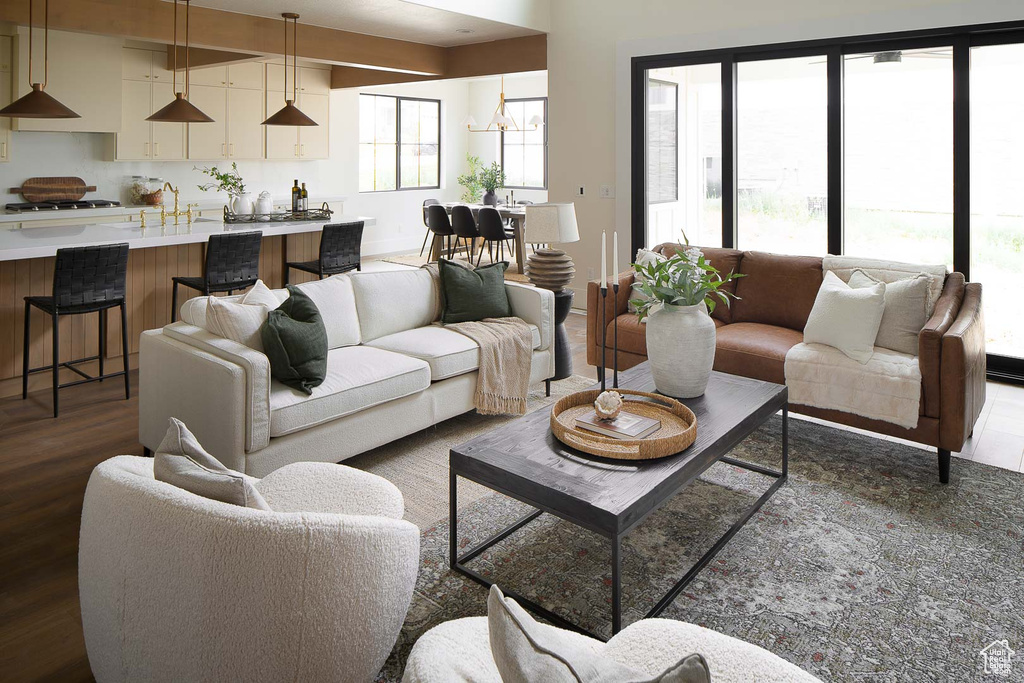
301;183;308;213
291;179;300;214
510;189;515;207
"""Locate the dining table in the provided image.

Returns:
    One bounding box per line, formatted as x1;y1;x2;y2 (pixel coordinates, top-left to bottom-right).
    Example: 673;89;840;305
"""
431;203;528;274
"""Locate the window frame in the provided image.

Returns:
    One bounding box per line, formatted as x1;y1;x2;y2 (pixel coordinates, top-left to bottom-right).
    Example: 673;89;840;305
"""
500;97;549;190
359;94;441;193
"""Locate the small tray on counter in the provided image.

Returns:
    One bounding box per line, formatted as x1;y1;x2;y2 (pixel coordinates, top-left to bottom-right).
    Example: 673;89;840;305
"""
222;203;333;224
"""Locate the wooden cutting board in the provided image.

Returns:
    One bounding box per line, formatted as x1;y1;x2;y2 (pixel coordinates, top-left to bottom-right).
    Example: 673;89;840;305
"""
9;177;98;202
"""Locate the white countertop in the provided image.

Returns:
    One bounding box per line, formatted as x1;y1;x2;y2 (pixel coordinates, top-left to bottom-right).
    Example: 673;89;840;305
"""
0;214;374;262
0;195;348;225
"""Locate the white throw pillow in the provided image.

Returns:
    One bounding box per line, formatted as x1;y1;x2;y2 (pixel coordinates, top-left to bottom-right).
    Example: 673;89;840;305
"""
295;275;361;349
848;269;929;356
205;279;280;352
487;585;710;683
153;417;270;510
803;271;886;364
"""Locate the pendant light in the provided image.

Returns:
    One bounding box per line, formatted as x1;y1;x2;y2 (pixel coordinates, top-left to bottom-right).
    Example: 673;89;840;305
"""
263;13;318;127
147;0;213;123
461;76;542;133
0;0;79;119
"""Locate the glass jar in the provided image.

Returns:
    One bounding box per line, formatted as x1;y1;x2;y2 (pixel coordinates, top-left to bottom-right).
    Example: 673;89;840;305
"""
140;178;164;206
127;176;147;205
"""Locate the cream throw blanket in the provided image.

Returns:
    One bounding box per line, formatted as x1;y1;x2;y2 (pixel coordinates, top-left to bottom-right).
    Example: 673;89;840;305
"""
422;264;533;415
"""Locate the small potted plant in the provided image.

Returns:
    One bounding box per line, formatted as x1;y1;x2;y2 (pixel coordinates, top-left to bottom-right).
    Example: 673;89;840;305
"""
195;163;252;215
630;233;744;397
478;161;506;206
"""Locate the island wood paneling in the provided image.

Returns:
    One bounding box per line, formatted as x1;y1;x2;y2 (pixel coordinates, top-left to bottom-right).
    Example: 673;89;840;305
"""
0;233;322;398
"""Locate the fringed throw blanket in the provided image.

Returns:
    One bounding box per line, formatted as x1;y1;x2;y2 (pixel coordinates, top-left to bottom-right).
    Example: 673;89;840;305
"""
421;263;532;416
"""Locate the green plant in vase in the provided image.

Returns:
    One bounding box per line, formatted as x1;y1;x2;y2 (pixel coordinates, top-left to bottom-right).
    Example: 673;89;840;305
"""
478;162;506;206
457;155;484;203
195;162;253;215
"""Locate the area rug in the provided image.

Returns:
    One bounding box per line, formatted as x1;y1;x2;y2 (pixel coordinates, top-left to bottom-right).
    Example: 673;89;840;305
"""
372;414;1024;682
380;252;530;283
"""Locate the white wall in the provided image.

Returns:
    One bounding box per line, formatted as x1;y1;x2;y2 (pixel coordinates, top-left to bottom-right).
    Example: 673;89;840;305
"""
546;0;1024;303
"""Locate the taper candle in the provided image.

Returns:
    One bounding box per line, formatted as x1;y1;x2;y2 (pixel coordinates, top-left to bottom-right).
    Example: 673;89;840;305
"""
601;231;607;289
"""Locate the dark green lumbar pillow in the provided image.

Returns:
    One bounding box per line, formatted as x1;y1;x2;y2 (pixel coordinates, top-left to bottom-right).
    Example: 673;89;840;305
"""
439;258;512;324
260;285;328;395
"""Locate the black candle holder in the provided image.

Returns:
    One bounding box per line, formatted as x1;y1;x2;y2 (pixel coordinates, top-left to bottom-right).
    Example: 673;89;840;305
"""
600;285;608;392
598;282;621;392
612;282;620;389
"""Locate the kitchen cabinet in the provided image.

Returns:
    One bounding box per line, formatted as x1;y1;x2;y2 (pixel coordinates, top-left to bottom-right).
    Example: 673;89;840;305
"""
0;36;10;162
264;87;330;160
187;84;228;159
299;67;331;95
151;82;186;160
227;62;264;90
115;78;186;161
189;66;228;87
13;28;122;133
187;83;264;160
226;87;265;159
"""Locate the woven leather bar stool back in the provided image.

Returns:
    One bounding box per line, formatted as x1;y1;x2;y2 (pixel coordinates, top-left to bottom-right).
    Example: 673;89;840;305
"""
171;231;263;321
22;243;131;418
285;221;364;284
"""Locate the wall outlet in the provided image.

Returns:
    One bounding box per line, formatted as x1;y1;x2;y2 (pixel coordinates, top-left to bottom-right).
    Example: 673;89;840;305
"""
576;185;586;197
599;185;615;199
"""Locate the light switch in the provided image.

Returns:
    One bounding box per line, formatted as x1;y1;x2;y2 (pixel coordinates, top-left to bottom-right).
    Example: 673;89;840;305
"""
599;185;615;198
576;185;585;197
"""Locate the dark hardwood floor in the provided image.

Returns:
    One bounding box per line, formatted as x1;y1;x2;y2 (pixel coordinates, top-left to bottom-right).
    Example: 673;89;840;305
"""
0;313;593;682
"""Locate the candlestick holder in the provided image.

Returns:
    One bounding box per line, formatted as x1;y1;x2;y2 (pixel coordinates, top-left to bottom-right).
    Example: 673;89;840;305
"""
599;285;608;392
611;282;620;389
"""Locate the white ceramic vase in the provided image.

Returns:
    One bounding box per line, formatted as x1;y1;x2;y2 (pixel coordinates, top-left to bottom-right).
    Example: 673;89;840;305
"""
231;192;254;216
645;301;716;398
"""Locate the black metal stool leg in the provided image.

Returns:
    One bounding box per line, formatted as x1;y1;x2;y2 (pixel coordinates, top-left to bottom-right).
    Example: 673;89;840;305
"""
22;301;30;400
121;301;130;400
52;312;60;418
98;309;105;381
171;281;179;322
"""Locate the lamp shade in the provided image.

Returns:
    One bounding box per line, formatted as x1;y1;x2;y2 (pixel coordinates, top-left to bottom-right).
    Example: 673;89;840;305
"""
0;83;80;119
460;114;477;127
263;100;318;126
147;92;214;123
528;114;544;126
524;203;580;244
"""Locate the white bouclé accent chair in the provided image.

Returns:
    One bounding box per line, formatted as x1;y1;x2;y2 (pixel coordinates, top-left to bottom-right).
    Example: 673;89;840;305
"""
79;455;420;683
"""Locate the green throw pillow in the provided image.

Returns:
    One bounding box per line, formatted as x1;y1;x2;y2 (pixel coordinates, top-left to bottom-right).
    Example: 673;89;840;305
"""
439;258;512;324
260;285;328;395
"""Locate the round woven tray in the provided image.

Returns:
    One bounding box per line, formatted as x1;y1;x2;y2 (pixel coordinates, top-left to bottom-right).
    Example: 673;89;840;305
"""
550;389;697;460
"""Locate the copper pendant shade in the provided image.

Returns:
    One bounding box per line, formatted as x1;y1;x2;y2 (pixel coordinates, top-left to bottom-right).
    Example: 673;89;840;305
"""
147;0;213;123
0;0;80;119
263;13;318;127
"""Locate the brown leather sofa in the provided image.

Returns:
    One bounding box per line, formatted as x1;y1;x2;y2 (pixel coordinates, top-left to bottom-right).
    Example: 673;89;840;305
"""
587;244;987;483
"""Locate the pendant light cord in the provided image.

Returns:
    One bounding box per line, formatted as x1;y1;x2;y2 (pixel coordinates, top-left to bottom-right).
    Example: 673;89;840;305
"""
171;0;178;94
292;16;298;103
185;0;191;98
283;13;289;103
43;0;48;88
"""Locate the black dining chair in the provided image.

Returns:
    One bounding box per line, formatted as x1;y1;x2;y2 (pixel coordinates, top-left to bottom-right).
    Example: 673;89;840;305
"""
285;221;364;284
23;243;131;418
419;199;440;257
171;231;263;322
450;205;479;263
426;204;456;261
476;207;516;266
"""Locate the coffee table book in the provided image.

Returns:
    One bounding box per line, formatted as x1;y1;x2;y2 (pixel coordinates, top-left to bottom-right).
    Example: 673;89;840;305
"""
575;410;661;440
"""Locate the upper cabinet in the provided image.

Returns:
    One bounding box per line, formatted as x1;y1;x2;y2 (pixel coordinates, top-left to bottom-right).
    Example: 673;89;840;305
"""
116;48;185;161
0;36;11;162
186;63;266;160
265;64;330;160
123;48;173;85
227;62;264;90
13;28;122;133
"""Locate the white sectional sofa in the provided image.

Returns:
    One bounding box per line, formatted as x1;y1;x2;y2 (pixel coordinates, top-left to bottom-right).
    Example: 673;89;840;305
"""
139;268;555;477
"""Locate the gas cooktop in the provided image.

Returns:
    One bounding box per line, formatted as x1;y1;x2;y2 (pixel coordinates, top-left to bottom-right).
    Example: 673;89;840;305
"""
5;199;122;213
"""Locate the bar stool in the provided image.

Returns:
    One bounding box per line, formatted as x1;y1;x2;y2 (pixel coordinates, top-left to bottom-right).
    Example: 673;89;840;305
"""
476;207;516;265
23;243;130;418
171;231;263;322
426;204;456;261
450;205;479;263
419;199;440;257
285;221;364;284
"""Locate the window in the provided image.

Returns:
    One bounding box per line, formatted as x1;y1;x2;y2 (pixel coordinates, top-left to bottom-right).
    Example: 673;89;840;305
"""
501;98;547;188
647;80;678;204
359;95;440;192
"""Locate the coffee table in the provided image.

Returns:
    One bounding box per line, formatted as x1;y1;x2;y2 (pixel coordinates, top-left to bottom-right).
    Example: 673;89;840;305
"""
449;363;788;639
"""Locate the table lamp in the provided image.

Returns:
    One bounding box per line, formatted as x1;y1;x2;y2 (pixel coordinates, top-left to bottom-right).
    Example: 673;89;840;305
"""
523;203;580;292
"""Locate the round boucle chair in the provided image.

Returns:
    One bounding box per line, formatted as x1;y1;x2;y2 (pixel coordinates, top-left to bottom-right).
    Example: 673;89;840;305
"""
401;615;821;682
79;456;420;683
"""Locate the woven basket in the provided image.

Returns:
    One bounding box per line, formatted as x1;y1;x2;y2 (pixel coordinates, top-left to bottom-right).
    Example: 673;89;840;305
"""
550;389;697;460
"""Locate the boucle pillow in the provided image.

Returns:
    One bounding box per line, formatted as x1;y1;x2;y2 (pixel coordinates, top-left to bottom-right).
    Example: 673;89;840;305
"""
849;269;930;356
487;585;710;683
803;271;885;364
205;280;279;352
153;417;270;510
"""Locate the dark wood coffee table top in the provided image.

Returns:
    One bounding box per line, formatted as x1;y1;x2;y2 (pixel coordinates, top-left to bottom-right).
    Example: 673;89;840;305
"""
451;363;787;537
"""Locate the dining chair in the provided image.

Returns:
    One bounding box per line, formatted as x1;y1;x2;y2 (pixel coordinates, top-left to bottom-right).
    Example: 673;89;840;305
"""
450;205;479;263
476;207;515;266
171;231;263;322
285;221;364;284
419;199;440;257
426;205;456;261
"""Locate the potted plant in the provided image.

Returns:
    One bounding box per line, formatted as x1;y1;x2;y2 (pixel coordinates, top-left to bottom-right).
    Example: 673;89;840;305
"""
195;162;252;215
478;161;506;206
630;235;744;397
457;155;485;204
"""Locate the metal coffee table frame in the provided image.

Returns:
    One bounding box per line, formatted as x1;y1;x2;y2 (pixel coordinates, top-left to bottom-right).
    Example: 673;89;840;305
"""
449;389;788;641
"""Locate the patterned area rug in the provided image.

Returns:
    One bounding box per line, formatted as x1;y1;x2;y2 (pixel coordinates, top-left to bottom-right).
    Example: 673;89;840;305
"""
376;414;1024;682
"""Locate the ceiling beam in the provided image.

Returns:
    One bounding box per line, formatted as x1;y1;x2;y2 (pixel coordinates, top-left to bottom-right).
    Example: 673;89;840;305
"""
331;34;547;89
0;0;447;75
168;46;264;69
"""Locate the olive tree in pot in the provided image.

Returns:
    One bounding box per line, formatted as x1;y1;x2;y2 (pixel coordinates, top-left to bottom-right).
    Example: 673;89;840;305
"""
478;162;506;206
630;237;744;397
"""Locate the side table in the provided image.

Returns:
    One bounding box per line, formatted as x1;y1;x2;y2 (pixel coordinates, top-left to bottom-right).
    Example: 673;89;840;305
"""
545;289;574;396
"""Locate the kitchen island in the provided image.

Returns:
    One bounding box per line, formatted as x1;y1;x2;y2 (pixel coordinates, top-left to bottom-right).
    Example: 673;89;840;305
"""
0;214;374;397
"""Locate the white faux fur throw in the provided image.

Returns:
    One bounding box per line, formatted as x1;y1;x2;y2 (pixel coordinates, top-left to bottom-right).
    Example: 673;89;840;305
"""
785;342;922;429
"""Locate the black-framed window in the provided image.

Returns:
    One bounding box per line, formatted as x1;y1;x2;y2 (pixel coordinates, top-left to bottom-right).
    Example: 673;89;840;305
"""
646;80;678;204
501;97;547;189
631;20;1024;380
359;94;440;192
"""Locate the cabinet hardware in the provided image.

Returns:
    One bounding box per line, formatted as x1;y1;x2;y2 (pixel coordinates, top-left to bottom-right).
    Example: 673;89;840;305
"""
229;143;234;157
1;141;6;158
222;143;227;157
294;143;299;157
144;142;149;157
300;144;305;157
154;142;160;157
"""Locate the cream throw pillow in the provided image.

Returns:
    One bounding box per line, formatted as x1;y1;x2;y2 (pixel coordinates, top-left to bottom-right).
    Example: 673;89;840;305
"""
205;280;280;352
487;585;710;683
848;269;930;356
153;417;270;510
803;271;886;364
